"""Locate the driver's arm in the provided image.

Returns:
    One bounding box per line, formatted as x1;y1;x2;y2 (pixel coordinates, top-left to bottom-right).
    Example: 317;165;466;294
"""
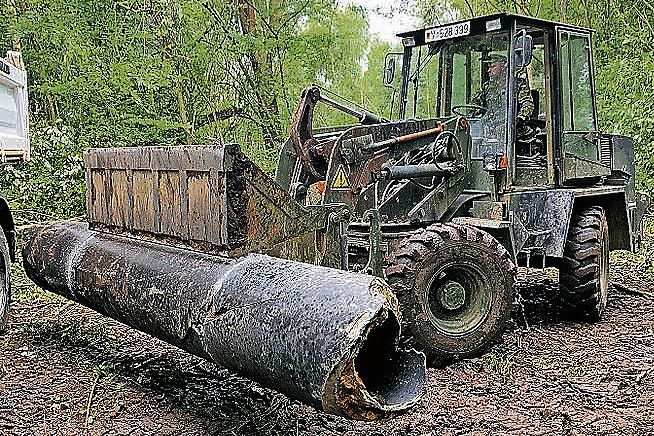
516;78;534;122
469;83;488;116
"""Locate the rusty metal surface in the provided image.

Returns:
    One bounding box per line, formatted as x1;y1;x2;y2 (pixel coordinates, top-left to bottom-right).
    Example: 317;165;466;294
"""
289;86;323;178
22;221;426;420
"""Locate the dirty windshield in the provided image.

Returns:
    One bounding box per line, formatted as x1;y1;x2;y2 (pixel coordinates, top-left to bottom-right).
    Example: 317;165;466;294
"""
407;31;510;159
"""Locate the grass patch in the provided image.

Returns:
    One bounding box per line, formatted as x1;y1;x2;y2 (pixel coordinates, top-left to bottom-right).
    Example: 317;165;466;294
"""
486;351;515;383
23;314;108;349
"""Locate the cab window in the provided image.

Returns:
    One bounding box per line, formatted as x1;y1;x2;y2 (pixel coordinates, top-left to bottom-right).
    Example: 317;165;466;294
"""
440;32;510;159
559;31;598;162
560;32;596;132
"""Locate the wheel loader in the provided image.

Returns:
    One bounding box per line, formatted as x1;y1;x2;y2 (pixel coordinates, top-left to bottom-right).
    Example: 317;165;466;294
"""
274;13;648;359
11;13;650;419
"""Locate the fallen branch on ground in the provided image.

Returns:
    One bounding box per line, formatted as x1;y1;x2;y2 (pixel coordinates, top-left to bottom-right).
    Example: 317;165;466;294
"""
613;282;654;301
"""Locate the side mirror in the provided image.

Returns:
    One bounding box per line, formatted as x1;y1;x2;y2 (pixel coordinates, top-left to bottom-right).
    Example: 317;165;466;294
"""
383;55;396;86
514;32;533;70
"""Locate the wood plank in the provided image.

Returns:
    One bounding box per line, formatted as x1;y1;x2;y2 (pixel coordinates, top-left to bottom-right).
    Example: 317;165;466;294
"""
109;170;129;227
209;169;227;246
151;169;161;233
126;168;134;230
83;149;97;168
132;170;155;231
90;170;108;224
158;171;182;237
85;159;94;223
187;171;210;241
179;169;189;239
85;146;226;171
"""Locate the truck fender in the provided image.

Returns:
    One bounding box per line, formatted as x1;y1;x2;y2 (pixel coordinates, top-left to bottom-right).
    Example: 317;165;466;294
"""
572;192;633;251
508;190;575;259
509;190;636;262
442;192;487;222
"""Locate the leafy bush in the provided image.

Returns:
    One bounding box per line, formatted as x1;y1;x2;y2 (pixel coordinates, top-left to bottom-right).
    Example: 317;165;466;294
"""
0;123;85;220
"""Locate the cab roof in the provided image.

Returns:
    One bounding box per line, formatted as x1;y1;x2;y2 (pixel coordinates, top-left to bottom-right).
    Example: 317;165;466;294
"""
397;13;592;46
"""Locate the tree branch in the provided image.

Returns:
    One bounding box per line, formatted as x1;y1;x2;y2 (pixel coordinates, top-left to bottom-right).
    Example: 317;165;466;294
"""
194;106;246;128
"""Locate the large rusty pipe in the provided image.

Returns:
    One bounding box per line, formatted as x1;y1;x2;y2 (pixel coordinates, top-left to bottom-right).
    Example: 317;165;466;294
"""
22;221;426;420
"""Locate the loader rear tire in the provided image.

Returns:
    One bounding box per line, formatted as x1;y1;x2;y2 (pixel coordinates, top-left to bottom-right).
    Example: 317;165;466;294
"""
0;231;11;333
559;206;609;321
385;224;515;360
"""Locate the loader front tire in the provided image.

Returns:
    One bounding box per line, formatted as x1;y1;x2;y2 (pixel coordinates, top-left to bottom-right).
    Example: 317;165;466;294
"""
385;224;515;360
559;206;609;321
0;230;11;333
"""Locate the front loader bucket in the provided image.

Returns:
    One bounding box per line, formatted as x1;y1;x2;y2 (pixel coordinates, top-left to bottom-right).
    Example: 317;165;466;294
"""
84;144;340;266
23;221;425;420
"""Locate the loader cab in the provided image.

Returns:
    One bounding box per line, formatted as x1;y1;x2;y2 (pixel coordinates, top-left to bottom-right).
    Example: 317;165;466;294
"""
393;14;606;191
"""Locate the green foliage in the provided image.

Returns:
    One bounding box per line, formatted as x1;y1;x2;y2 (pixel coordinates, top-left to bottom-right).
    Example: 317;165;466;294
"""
11;260;58;304
11;0;652;220
0;124;85;218
611;216;654;280
0;0;395;214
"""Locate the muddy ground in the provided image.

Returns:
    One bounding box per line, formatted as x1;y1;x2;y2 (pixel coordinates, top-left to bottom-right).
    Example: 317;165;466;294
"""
1;217;653;435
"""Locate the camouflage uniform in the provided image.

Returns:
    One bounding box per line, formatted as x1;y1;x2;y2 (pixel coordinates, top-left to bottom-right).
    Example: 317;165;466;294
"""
471;76;534;122
515;77;535;122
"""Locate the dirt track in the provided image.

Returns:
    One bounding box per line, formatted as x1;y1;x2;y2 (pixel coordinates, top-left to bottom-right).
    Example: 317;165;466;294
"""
1;218;653;435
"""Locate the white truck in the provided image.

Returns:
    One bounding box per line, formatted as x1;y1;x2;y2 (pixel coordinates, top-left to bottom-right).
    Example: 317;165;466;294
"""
0;51;30;330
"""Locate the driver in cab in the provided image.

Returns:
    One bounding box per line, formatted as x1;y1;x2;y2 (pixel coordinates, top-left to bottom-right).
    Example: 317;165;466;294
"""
472;53;534;130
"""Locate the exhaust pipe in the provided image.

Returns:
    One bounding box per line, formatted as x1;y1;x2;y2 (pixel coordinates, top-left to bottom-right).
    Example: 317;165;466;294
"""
22;221;425;420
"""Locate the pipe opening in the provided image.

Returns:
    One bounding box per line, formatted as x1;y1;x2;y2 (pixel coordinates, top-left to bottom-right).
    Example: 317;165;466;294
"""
354;311;401;398
337;310;425;420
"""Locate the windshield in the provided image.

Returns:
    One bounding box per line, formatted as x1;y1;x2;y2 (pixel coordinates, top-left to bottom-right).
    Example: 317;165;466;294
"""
403;31;510;159
443;31;510;158
405;44;441;119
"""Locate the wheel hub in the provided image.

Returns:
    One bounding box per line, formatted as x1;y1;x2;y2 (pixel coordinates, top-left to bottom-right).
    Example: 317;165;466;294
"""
426;261;493;336
437;280;466;311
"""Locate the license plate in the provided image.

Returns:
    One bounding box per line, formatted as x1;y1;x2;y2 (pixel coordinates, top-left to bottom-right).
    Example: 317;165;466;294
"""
425;21;471;43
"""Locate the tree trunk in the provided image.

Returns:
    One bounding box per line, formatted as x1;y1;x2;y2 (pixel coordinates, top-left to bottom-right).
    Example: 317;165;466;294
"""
237;0;283;149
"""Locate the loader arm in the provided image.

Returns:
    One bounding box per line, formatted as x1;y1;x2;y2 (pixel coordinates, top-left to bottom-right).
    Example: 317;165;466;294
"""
289;85;387;180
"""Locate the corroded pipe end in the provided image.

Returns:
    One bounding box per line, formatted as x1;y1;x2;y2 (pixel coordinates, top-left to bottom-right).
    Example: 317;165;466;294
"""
323;279;426;420
22;222;92;295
